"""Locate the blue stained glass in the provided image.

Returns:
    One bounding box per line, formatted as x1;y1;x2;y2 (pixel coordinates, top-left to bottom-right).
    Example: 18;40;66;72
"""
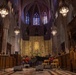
25;13;30;24
42;12;48;24
33;13;40;25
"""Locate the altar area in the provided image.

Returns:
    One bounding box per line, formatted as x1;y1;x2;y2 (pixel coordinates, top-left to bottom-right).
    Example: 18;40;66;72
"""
20;36;52;57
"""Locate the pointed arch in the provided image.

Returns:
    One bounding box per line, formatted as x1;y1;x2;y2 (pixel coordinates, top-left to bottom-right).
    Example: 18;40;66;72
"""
33;12;40;25
25;13;30;24
42;12;48;24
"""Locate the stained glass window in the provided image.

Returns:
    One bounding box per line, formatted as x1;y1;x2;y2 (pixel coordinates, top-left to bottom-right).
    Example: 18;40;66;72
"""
42;12;48;24
25;13;30;24
33;13;40;25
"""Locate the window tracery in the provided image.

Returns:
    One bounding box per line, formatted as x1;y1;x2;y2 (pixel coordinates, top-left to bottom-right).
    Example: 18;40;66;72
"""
25;13;30;24
33;13;40;25
42;12;48;24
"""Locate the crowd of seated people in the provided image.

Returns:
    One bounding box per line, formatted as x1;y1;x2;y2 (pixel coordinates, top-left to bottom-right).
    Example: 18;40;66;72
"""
22;56;37;67
21;55;59;68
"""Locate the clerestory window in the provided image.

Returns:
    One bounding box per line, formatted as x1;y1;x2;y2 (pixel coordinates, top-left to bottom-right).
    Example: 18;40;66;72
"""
33;13;40;25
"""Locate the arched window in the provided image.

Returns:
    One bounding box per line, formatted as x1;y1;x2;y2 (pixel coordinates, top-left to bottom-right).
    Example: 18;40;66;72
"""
42;12;48;24
33;13;40;25
25;13;30;24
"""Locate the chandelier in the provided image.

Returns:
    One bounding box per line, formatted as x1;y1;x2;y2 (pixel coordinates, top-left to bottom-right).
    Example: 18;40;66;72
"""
14;23;20;35
51;25;57;36
14;27;20;35
0;0;9;18
51;29;57;36
59;0;69;17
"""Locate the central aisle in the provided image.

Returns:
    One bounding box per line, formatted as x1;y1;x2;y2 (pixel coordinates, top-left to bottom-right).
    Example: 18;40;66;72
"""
1;68;76;75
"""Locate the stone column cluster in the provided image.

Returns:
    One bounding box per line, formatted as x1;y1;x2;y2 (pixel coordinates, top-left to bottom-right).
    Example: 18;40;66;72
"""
15;34;20;53
2;17;9;55
62;17;69;53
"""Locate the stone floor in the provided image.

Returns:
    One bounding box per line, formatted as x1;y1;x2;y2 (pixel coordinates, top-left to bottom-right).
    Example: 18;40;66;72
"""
0;68;76;75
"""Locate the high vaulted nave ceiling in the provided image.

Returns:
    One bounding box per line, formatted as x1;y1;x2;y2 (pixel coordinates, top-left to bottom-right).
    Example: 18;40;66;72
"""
9;0;54;40
0;0;76;56
0;0;76;40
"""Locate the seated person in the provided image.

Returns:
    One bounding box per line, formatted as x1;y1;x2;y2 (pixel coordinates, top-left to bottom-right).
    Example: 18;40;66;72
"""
25;56;30;64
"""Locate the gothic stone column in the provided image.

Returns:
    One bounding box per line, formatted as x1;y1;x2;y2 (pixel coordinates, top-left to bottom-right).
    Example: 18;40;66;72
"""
62;17;69;53
15;33;20;54
2;17;9;54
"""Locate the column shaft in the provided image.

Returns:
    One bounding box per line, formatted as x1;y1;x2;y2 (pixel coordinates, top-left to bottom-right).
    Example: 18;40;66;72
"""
15;34;19;52
2;28;8;54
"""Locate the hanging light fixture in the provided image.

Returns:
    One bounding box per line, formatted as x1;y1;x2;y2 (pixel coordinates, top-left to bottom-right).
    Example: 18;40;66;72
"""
14;23;20;35
59;0;69;17
51;29;57;36
0;0;9;18
51;25;57;36
14;27;20;35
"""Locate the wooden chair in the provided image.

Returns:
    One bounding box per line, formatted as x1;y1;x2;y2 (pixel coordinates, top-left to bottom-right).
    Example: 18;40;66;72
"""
51;59;59;68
